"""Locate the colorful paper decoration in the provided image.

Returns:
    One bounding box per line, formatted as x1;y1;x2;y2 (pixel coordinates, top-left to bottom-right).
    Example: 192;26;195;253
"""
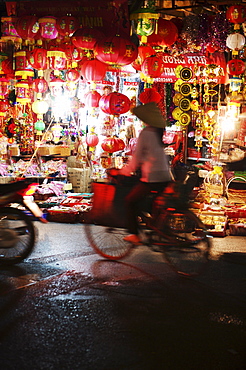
99;92;131;116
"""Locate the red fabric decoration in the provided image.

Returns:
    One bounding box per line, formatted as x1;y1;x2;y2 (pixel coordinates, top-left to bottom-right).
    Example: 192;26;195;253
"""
227;59;246;75
16;15;40;41
139;88;161;104
72;28;104;50
66;68;80;82
63;43;84;63
56;15;79;37
147;18;178;47
101;136;124;153
84;90;101;108
141;55;164;78
99;92;130;115
27;48;48;70
80;59;107;82
33;77;48;94
95;35;138;66
86;134;99;147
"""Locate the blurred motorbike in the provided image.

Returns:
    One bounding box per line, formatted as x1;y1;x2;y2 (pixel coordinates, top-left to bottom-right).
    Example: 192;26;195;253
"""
0;179;47;265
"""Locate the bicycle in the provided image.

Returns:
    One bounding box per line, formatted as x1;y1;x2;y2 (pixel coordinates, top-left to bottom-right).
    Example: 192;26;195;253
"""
85;174;212;277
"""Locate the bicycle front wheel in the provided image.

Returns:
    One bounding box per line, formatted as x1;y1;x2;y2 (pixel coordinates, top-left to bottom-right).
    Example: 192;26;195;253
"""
84;223;132;260
155;209;211;276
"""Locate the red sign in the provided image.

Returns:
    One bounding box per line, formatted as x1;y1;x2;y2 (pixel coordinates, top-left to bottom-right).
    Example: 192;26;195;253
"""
155;52;227;84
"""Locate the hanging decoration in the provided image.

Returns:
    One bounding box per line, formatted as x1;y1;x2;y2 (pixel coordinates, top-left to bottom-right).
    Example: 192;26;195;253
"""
141;55;164;79
139;87;161;104
71;27;105;50
56;15;79;37
99;92;131;116
38;16;58;40
147;18;178;49
130;1;159;43
80;59;107;82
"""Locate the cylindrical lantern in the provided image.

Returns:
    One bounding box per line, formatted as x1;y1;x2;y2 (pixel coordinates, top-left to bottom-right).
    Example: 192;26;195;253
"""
99;92;131;115
56;15;79;37
226;33;245;51
47;45;67;74
130;9;159;42
0;77;9;99
14;49;34;79
80;59;107;82
16;81;31;104
72;27;105;50
94;35;138;66
141;55;164;78
38;16;58;39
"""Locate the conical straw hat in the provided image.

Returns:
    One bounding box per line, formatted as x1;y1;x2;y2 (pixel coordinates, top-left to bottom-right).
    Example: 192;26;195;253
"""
132;102;166;128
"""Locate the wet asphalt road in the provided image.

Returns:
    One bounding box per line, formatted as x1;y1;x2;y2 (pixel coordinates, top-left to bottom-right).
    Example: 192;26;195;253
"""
0;222;245;370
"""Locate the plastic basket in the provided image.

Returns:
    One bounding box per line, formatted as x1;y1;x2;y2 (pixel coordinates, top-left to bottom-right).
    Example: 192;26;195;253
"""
226;176;246;204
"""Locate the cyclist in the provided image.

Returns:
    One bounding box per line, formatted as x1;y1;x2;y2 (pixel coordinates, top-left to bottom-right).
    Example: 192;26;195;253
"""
118;102;172;244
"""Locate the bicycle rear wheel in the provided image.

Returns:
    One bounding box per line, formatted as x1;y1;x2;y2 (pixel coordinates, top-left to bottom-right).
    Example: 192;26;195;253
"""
84;223;132;260
155;209;211;276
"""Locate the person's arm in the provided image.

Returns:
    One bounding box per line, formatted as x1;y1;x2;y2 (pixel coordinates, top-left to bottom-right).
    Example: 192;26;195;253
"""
120;130;145;176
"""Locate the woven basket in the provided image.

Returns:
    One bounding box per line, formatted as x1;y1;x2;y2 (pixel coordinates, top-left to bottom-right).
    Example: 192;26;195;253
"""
226;176;246;204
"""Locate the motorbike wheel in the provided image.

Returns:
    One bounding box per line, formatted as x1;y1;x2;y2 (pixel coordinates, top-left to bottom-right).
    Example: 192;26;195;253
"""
0;207;35;265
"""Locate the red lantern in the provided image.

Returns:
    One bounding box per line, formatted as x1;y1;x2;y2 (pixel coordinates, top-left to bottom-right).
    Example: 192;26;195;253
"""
66;68;80;82
227;59;246;76
72;27;104;50
0;99;10;115
16;81;31;104
38;16;58;39
63;43;84;64
80;59;107;82
101;136;121;153
14;49;34;79
139;88;161;104
141;55;164;78
147;18;178;47
94;35;138;66
99;92;131;115
0;78;9;99
27;47;48;71
85;90;101;108
114;137;125;151
56;15;79;37
16;15;40;41
86;134;99;147
33;77;49;98
138;45;155;62
47;45;67;73
226;5;246;25
49;77;64;97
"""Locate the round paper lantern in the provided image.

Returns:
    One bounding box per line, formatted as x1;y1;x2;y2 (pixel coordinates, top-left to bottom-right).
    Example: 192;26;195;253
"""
226;33;245;50
38;16;58;39
141;55;164;78
94;35;138;66
80;59;107;82
16;15;40;41
85;90;101;108
139;88;161;104
63;43;84;64
138;45;155;62
56;15;79;37
86;134;99;147
227;59;246;75
226;5;246;25
27;47;48;71
71;27;104;50
0;99;10;115
32;99;49;116
101;136;121;153
147;18;178;47
114;137;125;151
66;68;80;82
99;92;131;115
33;77;49;99
34;119;45;131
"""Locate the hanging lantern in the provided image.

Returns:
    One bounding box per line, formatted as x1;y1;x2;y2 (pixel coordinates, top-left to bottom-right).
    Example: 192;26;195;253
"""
130;6;159;43
49;77;64;97
85;90;101;108
226;33;245;51
66;68;80;82
80;59;107;82
139;87;161;104
0;77;9;99
27;47;48;74
70;97;80;112
0;99;10;116
33;77;49;99
47;45;67;75
14;49;34;79
71;27;104;50
86;134;99;147
16;81;31;105
226;5;246;29
99;92;131;115
0;16;22;45
34;119;45;134
32;99;49;118
56;15;79;37
15;15;40;42
141;55;164;78
147;18;178;47
227;59;246;76
63;43;84;68
51;123;63;143
229;76;242;93
101;136;121;153
38;16;58;40
94;35;138;66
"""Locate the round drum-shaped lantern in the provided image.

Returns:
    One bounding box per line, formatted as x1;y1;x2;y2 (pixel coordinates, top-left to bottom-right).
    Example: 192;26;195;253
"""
66;68;80;82
226;33;245;50
138;45;155;62
227;59;246;75
27;47;48;71
33;77;49;98
101;136;121;153
64;43;84;63
147;18;178;47
32;99;49;115
85;90;101;108
38;16;58;39
80;59;107;82
141;55;164;78
99;92;131;115
94;35;138;66
226;5;246;24
72;27;104;50
86;134;99;147
56;15;79;37
0;99;10;115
